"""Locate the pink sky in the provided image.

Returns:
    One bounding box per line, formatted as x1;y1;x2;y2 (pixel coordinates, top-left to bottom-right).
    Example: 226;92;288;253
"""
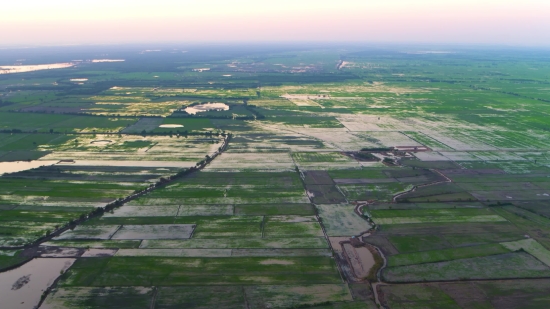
1;0;549;46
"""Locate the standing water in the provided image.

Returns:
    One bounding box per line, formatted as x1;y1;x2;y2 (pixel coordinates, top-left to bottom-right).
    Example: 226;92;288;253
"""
0;258;75;309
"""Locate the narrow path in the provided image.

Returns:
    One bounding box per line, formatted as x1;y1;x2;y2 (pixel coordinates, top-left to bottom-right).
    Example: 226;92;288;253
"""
392;168;451;202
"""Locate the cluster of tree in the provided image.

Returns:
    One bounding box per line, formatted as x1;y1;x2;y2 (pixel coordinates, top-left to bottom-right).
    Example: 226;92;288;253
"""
0;128;23;133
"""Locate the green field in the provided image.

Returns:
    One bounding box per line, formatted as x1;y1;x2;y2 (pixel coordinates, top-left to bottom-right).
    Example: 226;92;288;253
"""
1;45;550;308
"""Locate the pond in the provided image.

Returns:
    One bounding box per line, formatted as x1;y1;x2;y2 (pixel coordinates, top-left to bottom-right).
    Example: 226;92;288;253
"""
184;103;229;115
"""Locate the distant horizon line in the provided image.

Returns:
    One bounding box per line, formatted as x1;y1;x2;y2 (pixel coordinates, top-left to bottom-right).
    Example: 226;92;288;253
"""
1;41;550;50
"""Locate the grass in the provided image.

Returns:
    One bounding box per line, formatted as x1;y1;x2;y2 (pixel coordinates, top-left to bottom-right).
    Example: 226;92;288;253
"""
0;250;28;270
234;204;315;216
59;256;342;286
387;234;452;253
316;204;371;236
387;243;511;267
338;183;411;202
372;208;505;224
263;221;325;238
383;252;550;282
140;238;329;249
4;46;550;307
156;286;244;309
244;284;353;309
501;238;550;267
43;287;154;309
380;284;462;309
43;240;142;249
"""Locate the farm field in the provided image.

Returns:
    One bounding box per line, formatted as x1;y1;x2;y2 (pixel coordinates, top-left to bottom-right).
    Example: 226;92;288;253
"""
0;45;550;308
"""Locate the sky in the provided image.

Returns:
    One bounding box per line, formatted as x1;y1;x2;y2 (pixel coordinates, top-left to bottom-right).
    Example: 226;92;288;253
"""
1;0;549;46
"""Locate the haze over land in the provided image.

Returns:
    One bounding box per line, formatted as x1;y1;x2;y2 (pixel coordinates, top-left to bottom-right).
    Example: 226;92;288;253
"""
1;0;550;46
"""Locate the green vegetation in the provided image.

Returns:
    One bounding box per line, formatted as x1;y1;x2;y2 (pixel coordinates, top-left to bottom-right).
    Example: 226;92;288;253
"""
60;256;341;286
1;45;550;308
383;252;550;282
387;243;510;267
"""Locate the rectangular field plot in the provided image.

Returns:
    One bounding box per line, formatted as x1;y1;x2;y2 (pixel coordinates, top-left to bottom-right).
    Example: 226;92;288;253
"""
177;205;234;216
231;248;331;257
403;131;454;150
328;168;394;180
501;238;550;267
41;287;154;309
115;249;232;257
292;152;360;169
440;151;480;161
0;112;137;133
43;240;141;249
303;171;335;185
55;225;121;240
469;189;550;202
369;222;525;254
306;185;347;204
244;284;353;309
206;152;295;169
140;237;329;249
104;206;180;217
380;279;550;309
226;133;334;153
382;252;550;282
470;151;527;161
338;183;411;202
380;284;468;309
360;131;423;148
316;204;371;236
120;117;164;133
0;178;134;207
9;165;181;183
286;128;380;152
234;203;315;216
111;224;195;240
0;209;90;246
379;284;462;309
395;183;476;203
131;171;309;205
412;151;450;161
184;216;262;238
371;208;506;225
38;134;223;162
458;160;550;174
264;220;324;238
59;256;342;286
155;286;245;309
386;243;510;267
473;279;550;309
424;130;497;151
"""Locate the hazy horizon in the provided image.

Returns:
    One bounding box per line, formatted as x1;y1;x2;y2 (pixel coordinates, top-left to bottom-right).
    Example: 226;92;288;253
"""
1;0;549;47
